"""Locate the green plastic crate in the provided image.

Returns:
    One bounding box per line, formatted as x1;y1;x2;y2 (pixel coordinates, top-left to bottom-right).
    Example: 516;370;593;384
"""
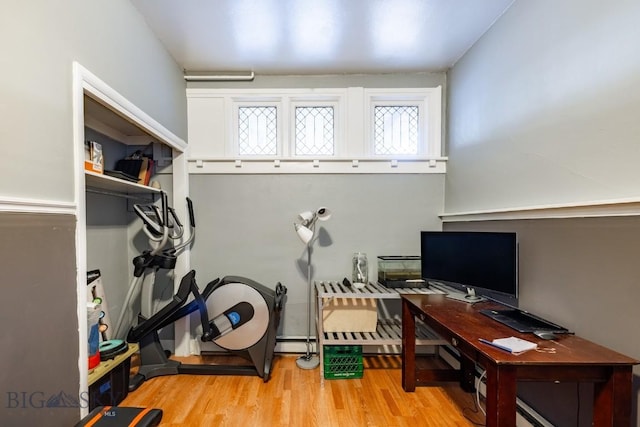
323;345;364;379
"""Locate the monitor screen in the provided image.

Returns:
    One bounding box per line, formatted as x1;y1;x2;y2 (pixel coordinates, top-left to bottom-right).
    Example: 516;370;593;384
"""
421;231;518;299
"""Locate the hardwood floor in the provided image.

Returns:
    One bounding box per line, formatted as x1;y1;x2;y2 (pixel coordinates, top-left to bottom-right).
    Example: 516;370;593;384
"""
120;354;485;426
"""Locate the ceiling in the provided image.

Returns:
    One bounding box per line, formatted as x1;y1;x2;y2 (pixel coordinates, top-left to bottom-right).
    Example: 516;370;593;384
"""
130;0;514;75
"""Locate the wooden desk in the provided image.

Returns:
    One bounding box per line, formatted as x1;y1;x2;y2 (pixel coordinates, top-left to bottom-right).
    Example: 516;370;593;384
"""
401;294;638;427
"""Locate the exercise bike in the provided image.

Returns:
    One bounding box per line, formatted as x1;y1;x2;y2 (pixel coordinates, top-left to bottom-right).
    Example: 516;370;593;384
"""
114;192;287;391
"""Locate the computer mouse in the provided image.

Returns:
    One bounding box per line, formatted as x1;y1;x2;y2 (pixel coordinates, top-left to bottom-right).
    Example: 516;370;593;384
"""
533;331;556;340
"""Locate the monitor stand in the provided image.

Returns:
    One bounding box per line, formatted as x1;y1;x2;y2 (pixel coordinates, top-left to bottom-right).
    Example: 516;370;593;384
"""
446;291;485;304
428;281;485;304
463;287;483;302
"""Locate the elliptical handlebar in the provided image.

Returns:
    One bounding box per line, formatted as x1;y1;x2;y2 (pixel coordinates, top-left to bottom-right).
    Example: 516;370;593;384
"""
186;197;195;228
132;191;194;254
160;191;169;230
172;197;195;252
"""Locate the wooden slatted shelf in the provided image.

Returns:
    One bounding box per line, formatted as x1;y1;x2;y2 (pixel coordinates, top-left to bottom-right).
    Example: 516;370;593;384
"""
315;281;448;381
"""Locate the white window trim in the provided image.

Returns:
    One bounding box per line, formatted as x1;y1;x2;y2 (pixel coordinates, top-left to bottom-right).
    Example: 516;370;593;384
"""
371;102;423;157
186;87;446;174
231;99;282;157
364;87;442;159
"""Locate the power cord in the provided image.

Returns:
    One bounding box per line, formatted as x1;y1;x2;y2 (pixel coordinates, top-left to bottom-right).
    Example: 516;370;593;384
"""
476;369;487;416
462;397;486;427
461;368;487;426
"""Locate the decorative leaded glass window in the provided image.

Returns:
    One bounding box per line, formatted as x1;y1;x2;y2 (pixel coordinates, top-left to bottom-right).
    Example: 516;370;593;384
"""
294;106;334;156
238;106;277;155
373;105;419;155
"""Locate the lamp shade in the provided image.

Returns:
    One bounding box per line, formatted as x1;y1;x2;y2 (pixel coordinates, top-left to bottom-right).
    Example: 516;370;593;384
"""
316;207;331;221
295;223;314;244
298;211;314;223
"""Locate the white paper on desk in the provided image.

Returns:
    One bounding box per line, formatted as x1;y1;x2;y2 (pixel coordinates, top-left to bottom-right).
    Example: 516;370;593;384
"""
493;337;538;354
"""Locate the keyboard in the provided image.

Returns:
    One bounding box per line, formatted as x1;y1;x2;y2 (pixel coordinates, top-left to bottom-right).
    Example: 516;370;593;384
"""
480;308;569;333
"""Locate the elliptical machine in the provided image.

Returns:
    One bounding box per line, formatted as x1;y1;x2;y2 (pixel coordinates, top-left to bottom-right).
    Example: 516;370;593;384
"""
114;192;287;391
112;192;193;342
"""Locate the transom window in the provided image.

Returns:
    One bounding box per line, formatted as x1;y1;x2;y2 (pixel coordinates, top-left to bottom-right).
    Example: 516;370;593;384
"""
237;106;277;155
373;105;419;155
294;106;335;156
185;86;443;173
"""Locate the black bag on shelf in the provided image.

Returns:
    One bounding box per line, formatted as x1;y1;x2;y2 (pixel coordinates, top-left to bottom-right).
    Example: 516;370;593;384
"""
114;158;144;181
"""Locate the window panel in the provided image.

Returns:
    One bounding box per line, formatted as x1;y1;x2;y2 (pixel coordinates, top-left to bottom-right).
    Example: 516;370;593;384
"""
373;105;419;155
238;106;277;155
200;86;442;172
295;106;334;156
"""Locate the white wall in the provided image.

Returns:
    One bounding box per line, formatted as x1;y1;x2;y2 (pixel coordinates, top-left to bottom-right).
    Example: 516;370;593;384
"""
446;1;640;425
0;0;187;202
0;2;186;425
446;0;640;213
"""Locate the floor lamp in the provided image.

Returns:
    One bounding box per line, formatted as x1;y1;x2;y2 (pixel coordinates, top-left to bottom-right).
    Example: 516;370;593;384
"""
294;207;331;369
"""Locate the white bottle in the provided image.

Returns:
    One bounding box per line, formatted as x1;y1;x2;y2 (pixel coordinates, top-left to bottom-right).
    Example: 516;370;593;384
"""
352;252;368;289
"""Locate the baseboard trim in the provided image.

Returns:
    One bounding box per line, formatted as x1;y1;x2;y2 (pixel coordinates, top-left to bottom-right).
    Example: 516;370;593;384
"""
276;340;311;354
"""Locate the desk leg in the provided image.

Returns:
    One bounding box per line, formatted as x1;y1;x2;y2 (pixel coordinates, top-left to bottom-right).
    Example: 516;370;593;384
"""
485;364;517;427
593;366;632;426
402;299;416;392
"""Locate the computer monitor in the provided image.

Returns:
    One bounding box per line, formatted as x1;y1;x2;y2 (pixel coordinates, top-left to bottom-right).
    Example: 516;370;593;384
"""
421;231;518;304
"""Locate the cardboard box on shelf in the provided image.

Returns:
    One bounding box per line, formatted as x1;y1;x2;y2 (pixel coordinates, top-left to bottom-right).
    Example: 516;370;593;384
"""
322;298;378;333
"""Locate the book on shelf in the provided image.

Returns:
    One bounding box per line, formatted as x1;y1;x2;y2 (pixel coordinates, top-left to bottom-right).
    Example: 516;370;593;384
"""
143;158;154;186
84;141;104;174
137;157;149;184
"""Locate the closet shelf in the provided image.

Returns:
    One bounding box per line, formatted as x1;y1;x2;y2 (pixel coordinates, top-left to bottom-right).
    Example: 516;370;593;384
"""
85;171;160;197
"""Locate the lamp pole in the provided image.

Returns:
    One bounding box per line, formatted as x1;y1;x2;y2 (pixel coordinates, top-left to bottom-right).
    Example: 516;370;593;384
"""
294;207;331;369
297;221;320;369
